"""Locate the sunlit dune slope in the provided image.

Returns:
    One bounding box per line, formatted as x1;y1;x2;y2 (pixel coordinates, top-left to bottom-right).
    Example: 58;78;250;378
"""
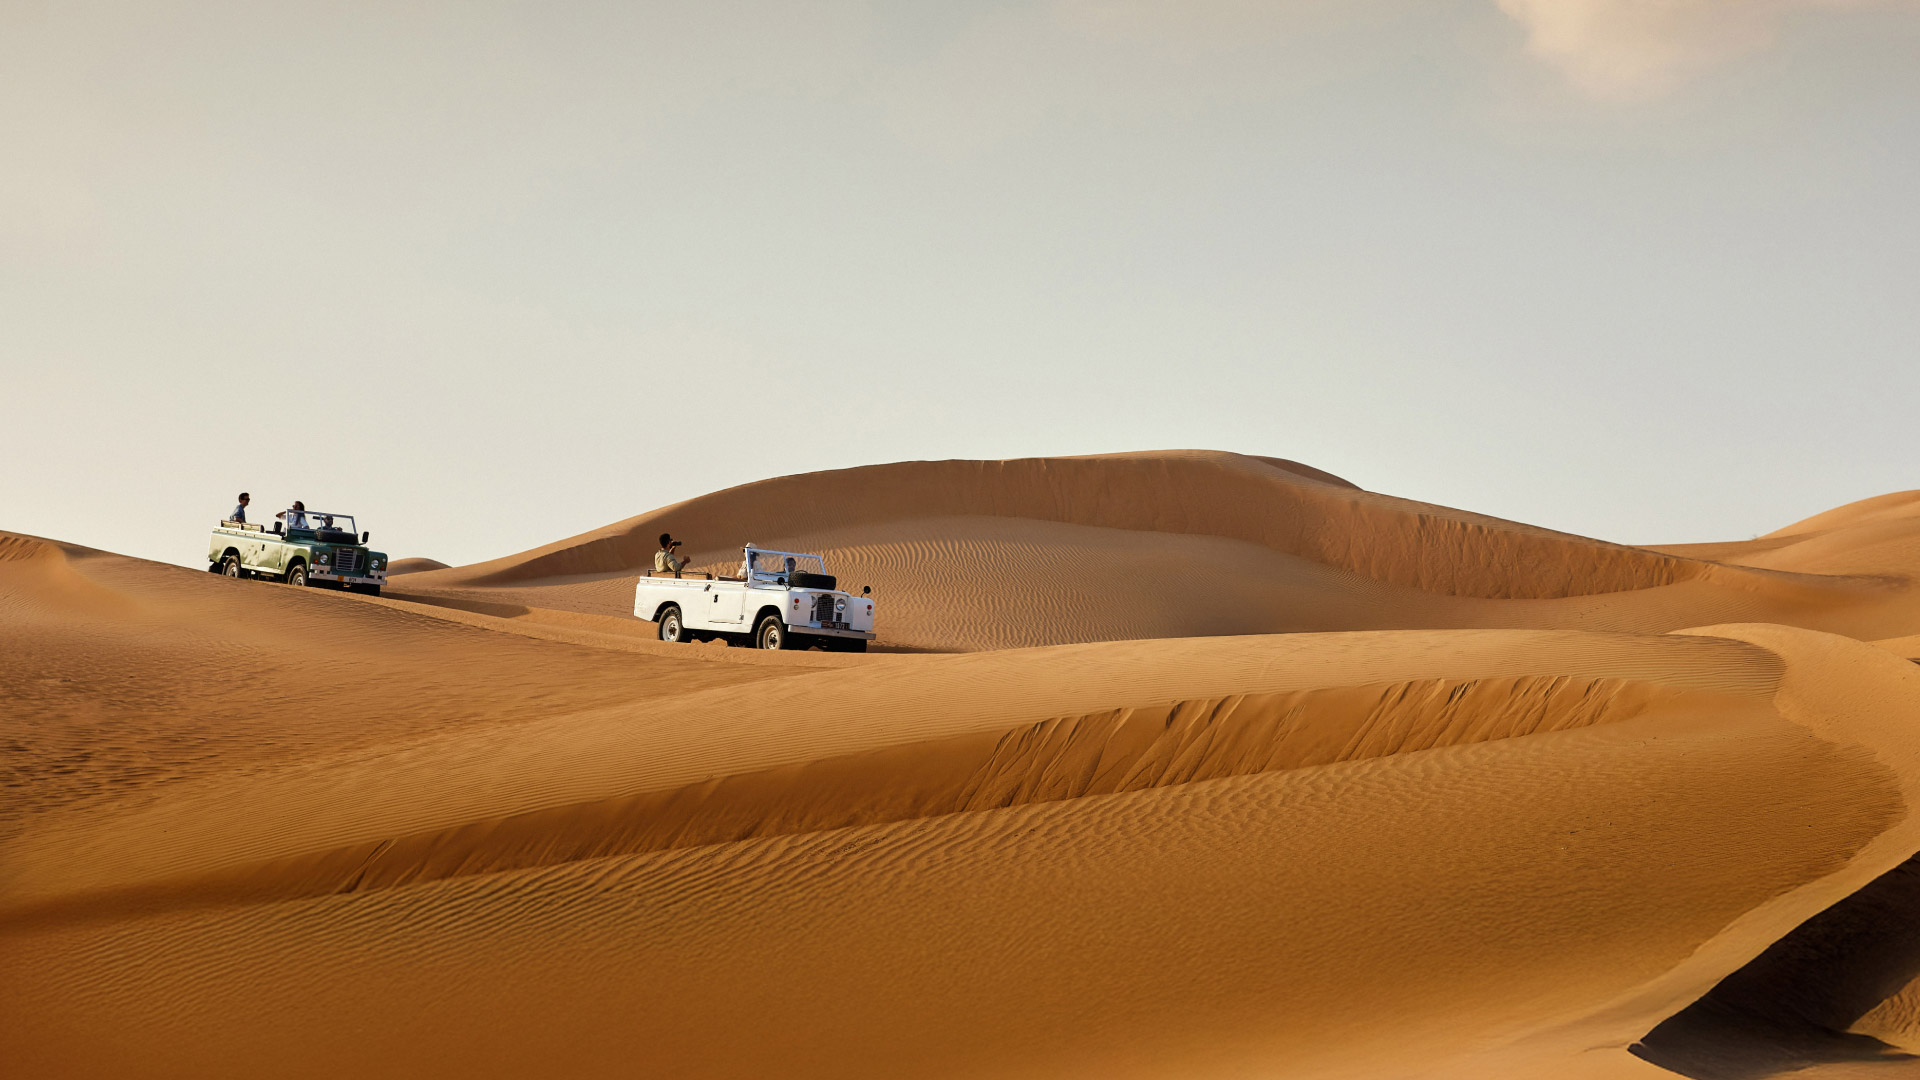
0;533;834;841
1652;488;1920;580
398;452;1920;650
6;535;1920;1079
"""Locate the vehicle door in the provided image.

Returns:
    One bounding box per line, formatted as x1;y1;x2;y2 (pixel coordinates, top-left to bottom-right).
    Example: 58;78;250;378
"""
706;584;747;626
244;534;271;572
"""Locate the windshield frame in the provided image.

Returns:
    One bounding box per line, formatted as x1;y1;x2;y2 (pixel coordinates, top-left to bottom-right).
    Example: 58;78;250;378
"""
742;546;826;584
281;510;358;537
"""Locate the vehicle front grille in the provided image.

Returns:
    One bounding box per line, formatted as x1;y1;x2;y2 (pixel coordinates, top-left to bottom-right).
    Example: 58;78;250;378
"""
812;594;835;624
333;549;361;575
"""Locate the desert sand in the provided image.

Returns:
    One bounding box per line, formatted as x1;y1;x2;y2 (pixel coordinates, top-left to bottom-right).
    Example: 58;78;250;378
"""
6;450;1920;1079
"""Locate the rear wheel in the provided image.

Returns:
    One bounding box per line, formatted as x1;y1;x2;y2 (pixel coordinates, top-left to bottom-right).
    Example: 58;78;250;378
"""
754;614;789;651
286;564;307;587
658;605;688;643
222;554;243;579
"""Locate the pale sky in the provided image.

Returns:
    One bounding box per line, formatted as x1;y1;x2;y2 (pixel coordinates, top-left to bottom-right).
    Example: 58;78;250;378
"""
4;0;1916;568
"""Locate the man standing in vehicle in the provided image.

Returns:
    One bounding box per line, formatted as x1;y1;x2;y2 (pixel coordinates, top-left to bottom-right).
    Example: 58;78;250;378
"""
231;492;250;523
655;533;687;576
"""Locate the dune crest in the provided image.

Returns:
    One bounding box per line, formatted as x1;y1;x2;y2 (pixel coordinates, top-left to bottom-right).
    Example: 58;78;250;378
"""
425;450;1700;599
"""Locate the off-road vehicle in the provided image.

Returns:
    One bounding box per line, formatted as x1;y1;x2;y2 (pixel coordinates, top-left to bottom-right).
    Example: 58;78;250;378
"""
208;509;389;594
633;545;874;651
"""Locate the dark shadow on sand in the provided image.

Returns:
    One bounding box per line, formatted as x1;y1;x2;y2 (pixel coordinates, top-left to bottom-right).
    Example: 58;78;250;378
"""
1632;854;1920;1078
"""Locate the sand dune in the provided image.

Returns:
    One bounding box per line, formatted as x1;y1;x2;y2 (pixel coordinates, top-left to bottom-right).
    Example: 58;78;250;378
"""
386;556;450;574
8;452;1920;1079
401;451;1920;650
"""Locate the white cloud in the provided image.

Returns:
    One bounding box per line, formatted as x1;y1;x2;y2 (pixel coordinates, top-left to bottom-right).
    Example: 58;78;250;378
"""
1496;0;1905;99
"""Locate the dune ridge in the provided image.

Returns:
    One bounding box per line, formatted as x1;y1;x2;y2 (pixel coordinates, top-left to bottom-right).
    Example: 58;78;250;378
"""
428;451;1704;599
400;452;1920;651
3;663;1761;919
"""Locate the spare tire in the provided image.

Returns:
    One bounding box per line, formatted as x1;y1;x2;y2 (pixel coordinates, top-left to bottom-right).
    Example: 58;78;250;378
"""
789;571;836;590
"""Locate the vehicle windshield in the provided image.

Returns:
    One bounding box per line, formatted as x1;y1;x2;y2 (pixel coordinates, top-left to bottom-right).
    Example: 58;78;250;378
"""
282;510;356;536
744;549;825;582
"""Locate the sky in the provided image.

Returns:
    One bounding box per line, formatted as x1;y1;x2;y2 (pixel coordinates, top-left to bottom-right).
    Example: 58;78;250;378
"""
4;0;1916;569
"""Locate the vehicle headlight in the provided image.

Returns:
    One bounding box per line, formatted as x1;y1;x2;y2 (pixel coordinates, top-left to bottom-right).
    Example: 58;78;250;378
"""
316;552;331;564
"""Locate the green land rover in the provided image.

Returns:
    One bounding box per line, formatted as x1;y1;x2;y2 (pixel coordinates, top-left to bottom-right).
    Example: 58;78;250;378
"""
208;508;389;594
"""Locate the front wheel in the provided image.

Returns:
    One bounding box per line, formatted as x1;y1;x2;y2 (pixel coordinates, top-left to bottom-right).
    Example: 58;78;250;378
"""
658;605;688;643
754;614;790;651
829;638;869;654
285;564;307;587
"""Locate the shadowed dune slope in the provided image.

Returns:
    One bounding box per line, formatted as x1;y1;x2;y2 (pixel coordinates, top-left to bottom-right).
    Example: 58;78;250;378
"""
399;453;1920;650
8;535;1920;1078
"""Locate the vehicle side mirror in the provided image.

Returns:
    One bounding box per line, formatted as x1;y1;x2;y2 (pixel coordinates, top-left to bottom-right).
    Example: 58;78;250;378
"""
862;585;871;595
362;531;370;543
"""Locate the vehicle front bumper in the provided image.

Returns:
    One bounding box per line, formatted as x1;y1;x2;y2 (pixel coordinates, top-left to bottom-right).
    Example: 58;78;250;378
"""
791;624;876;641
311;571;386;586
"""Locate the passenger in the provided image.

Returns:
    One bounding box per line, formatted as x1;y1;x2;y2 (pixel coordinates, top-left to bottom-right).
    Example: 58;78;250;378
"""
231;492;250;524
277;501;310;530
654;532;688;577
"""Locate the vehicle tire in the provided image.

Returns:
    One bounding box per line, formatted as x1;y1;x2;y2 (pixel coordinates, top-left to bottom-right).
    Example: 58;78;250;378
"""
753;613;790;651
222;554;243;579
285;564;307;587
363;585;381;597
657;605;688;643
831;639;869;654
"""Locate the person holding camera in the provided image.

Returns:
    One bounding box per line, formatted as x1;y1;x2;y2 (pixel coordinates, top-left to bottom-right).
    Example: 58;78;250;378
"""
654;533;688;576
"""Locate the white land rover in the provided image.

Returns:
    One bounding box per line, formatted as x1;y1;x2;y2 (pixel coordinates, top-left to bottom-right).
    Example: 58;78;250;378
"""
634;546;875;652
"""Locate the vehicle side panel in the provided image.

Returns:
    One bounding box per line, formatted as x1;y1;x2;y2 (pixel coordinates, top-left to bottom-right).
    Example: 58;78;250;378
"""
633;572;876;642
